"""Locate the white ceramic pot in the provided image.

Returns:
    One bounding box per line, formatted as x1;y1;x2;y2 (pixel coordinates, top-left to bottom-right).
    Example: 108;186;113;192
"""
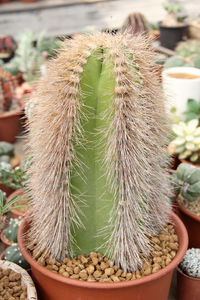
162;67;200;115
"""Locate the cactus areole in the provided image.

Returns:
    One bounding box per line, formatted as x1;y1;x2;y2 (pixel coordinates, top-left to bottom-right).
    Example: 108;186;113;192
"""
27;33;171;273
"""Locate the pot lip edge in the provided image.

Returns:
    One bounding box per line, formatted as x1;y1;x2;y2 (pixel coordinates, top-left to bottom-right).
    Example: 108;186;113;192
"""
177;199;200;222
0;108;23;119
1;229;13;247
177;266;200;281
18;211;188;289
158;20;188;29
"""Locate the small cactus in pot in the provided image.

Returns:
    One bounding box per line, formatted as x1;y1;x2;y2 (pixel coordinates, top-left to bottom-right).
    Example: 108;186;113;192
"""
26;32;172;273
4;243;30;270
179;248;200;278
4;217;23;244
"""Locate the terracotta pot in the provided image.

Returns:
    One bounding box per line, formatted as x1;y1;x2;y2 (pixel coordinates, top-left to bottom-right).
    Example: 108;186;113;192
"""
7;189;26;218
0;251;4;260
0;153;21;196
0;110;22;143
21;0;38;2
177;266;200;300
18;212;188;300
1;229;13;248
177;200;200;248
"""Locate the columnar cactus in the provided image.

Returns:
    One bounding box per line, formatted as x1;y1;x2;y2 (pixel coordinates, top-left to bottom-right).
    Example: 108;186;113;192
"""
179;248;200;278
27;33;171;272
175;163;200;202
5;243;30;270
5;217;23;243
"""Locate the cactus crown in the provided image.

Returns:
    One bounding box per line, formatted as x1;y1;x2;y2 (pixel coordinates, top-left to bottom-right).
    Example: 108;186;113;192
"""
5;243;30;270
179;248;200;278
5;217;23;243
169;119;200;162
175;163;200;202
26;33;171;272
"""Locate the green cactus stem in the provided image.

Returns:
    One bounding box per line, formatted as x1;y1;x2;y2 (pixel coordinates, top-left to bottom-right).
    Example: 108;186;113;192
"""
175;163;200;202
26;33;171;272
5;217;23;243
179;248;200;278
5;243;30;270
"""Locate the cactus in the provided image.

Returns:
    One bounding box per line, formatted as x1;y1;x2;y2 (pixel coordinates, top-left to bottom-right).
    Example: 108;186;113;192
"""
121;13;149;35
175;163;200;201
0;67;18;113
168;119;200;162
164;40;200;69
26;33;171;272
5;243;30;270
179;248;200;278
4;217;23;243
0;161;27;190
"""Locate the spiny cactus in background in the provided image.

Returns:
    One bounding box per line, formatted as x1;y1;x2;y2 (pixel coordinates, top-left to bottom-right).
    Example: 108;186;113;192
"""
168;119;200;162
179;248;200;278
162;1;183;27
5;243;30;270
0;190;21;232
174;163;200;201
27;33;171;272
4;217;23;243
164;40;200;69
184;99;200;122
0;67;18;113
121;12;149;35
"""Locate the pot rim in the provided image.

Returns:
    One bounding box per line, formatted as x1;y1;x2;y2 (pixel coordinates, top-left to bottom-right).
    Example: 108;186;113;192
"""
18;211;188;289
0;108;23;119
1;229;13;247
177;266;200;281
6;189;26;217
158;20;188;29
176;199;200;222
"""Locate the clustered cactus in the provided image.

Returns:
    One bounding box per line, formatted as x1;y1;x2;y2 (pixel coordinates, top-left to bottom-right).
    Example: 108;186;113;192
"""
4;217;23;243
0;162;27;190
26;33;171;273
4;243;30;270
179;248;200;278
174;163;200;202
164;40;200;69
168;119;200;162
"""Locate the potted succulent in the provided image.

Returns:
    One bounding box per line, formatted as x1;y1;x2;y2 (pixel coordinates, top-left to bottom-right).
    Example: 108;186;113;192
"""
168;119;200;166
174;163;200;247
0;259;37;299
18;33;188;300
0;159;27;197
1;217;23;248
0;189;23;233
159;1;187;49
177;248;200;300
0;68;22;143
3;243;30;270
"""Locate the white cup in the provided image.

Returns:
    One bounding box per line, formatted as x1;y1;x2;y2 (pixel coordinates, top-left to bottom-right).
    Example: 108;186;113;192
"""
162;67;200;115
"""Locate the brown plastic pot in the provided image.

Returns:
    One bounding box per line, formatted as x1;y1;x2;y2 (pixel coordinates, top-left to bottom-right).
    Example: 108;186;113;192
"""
177;200;200;248
177;267;200;300
7;189;26;218
18;211;188;300
0;109;22;143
